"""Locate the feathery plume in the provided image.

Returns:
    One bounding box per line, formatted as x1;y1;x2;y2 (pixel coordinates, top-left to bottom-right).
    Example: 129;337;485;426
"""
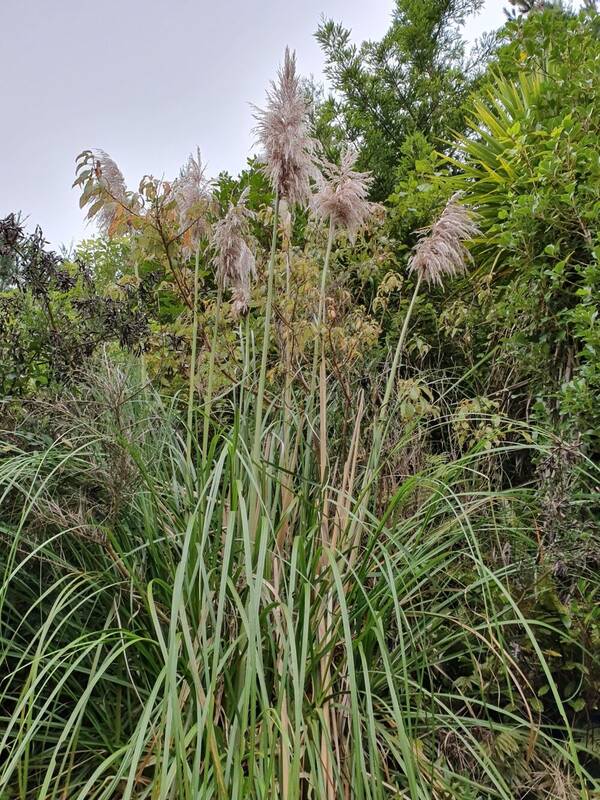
174;148;211;254
230;284;251;319
212;189;256;315
408;194;479;286
253;48;315;206
314;147;381;239
93;150;129;235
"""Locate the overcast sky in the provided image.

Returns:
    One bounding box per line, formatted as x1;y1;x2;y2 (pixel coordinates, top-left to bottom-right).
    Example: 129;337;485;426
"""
0;0;552;248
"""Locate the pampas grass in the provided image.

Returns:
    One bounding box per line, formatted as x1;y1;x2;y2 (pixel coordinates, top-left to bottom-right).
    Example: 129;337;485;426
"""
314;147;381;239
408;193;479;286
91;150;129;234
174;148;212;256
369;196;479;485
211;188;256;297
19;37;595;800
202;190;256;458
385;194;479;408
251;45;316;507
253;47;315;206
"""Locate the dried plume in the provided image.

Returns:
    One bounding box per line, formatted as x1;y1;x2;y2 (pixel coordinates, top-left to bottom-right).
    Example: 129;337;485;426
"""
253;48;315;206
230;284;251;319
174;148;211;254
408;194;480;286
212;189;256;316
314;147;382;239
93;150;129;235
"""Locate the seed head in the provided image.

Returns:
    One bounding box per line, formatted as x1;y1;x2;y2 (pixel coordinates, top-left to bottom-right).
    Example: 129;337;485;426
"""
408;195;479;286
174;148;211;255
92;150;129;235
253;48;315;206
314;147;381;239
212;189;256;315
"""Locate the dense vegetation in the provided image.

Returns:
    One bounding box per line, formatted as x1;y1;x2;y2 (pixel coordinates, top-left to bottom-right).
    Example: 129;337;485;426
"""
1;2;599;798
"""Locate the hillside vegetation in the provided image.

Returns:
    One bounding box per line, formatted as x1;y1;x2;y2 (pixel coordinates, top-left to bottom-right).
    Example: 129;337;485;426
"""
1;2;599;798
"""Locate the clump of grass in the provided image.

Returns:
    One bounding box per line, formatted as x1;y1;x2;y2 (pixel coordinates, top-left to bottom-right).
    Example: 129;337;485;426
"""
0;361;596;799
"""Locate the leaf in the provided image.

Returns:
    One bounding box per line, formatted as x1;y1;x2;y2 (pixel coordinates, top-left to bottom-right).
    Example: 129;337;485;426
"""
530;698;544;713
86;199;105;219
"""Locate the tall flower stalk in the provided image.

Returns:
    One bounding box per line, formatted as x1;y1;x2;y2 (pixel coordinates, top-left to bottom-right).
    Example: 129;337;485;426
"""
311;148;380;800
205;190;256;459
176;150;212;470
311;148;380;499
186;247;202;470
370;194;479;469
251;49;315;796
251;47;314;490
251;193;280;488
278;201;297;552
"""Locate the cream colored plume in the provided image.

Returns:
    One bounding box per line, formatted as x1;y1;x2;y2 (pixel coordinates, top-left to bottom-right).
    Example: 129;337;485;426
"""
92;150;129;235
253;48;315;207
408;194;479;286
211;188;256;316
174;148;211;253
314;147;381;239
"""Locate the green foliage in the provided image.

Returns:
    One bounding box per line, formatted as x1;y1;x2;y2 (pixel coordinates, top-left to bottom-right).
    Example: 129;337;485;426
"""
385;132;451;276
450;6;600;450
315;0;488;197
0;216;150;396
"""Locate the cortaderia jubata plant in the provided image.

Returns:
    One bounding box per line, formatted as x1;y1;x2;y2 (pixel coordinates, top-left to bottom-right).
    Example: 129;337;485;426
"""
4;21;600;799
309;146;382;799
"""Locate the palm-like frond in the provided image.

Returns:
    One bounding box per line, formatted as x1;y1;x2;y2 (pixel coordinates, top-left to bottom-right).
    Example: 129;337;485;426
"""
447;71;544;269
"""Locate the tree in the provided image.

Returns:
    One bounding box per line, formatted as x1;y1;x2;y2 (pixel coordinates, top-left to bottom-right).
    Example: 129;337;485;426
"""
0;214;150;395
315;0;489;198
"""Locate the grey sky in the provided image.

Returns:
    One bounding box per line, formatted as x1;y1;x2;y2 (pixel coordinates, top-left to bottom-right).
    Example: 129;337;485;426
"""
0;1;524;248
